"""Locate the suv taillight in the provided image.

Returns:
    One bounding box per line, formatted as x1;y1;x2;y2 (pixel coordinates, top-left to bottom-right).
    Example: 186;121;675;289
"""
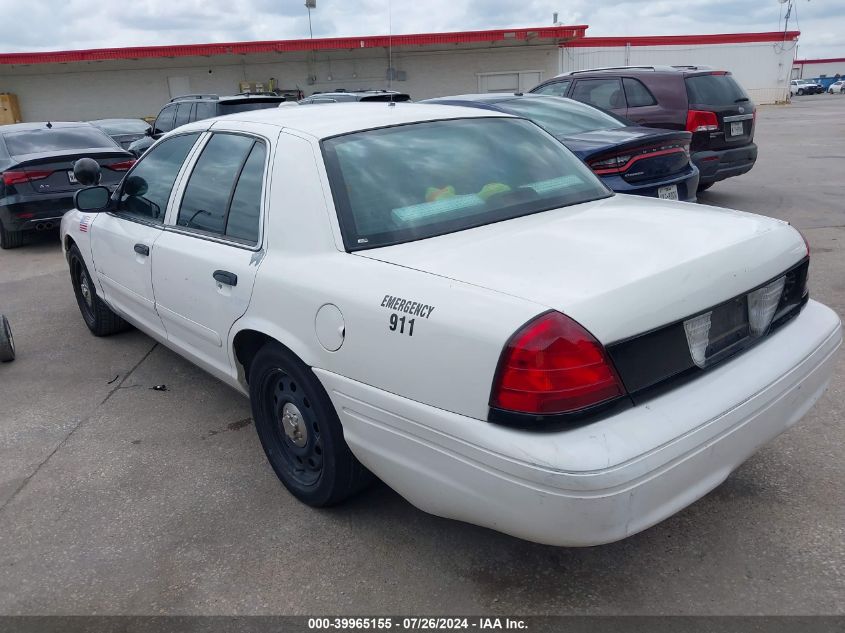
686;110;719;133
490;312;626;416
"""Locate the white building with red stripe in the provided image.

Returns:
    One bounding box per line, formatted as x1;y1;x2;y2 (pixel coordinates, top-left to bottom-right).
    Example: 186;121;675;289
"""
0;26;801;122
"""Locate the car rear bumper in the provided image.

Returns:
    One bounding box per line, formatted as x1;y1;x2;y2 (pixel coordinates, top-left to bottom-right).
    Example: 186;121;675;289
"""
600;165;700;202
693;142;758;184
0;192;76;231
316;299;840;546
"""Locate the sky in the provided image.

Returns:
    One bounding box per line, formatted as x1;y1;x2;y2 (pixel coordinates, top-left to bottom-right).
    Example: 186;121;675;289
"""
0;0;840;61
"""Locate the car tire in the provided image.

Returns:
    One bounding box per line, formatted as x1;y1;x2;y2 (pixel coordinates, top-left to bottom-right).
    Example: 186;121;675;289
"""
0;223;24;249
697;182;714;193
0;315;14;362
67;244;131;336
797;89;805;96
249;342;373;507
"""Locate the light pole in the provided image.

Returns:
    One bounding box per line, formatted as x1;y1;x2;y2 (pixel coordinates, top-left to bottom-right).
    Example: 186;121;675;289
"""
305;0;315;40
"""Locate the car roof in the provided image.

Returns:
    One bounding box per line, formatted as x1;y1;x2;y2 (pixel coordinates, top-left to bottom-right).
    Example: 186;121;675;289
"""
178;102;512;139
0;121;94;134
551;65;717;79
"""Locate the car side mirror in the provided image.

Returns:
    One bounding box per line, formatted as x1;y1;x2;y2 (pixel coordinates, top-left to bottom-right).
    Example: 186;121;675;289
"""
74;186;111;212
145;127;153;137
73;158;101;186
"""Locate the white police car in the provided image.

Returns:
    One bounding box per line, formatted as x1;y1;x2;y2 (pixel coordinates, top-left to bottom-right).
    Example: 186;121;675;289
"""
60;103;841;546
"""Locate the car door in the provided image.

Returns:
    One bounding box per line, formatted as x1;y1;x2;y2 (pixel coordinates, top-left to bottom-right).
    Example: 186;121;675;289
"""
90;132;201;338
569;77;627;117
151;129;270;378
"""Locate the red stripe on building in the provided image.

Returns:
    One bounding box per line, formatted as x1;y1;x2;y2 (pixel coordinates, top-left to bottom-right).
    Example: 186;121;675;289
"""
0;26;588;66
793;57;845;65
562;31;800;48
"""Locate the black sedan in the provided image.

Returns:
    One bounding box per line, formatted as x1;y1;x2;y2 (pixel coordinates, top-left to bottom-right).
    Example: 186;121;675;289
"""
89;118;151;150
423;94;700;202
0;122;134;249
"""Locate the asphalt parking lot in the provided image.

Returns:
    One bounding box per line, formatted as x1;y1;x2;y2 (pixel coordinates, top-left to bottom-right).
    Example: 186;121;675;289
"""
1;94;844;616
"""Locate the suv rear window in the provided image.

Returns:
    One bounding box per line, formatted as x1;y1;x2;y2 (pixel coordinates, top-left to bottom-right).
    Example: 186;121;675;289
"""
3;127;117;156
685;74;749;106
323;117;610;251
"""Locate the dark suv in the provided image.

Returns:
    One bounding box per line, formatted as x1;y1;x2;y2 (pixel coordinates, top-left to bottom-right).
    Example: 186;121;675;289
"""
128;93;289;156
531;66;757;191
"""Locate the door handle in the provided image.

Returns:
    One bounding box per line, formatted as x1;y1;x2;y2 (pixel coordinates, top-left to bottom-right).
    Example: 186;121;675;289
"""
134;243;150;256
213;270;238;287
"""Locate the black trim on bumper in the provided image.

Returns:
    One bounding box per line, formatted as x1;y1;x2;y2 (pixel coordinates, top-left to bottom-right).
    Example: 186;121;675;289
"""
692;142;758;184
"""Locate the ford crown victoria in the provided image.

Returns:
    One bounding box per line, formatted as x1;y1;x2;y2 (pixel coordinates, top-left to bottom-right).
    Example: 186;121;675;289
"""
60;103;841;546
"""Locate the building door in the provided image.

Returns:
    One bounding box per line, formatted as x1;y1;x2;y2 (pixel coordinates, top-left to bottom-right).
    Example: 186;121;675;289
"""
478;71;542;94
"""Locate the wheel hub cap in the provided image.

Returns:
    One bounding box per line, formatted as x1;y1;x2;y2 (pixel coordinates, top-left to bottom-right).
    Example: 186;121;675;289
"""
281;402;307;447
79;271;93;307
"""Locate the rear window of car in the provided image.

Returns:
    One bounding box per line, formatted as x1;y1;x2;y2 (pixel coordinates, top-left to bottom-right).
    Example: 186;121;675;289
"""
322;117;610;251
92;120;150;135
3;127;117;156
494;97;627;136
685;73;749;105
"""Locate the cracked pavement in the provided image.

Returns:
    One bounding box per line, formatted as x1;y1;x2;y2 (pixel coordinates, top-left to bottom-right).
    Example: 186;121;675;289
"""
0;95;843;615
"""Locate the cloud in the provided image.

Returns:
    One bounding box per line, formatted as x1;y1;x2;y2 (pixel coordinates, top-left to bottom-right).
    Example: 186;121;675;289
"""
0;0;840;59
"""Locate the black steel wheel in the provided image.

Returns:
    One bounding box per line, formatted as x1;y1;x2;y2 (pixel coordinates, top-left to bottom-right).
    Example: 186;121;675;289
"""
249;342;372;506
68;244;130;336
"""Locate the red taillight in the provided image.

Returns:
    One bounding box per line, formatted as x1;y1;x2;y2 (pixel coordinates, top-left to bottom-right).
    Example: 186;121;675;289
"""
685;110;719;133
2;170;53;186
106;160;136;171
588;143;689;175
490;312;626;416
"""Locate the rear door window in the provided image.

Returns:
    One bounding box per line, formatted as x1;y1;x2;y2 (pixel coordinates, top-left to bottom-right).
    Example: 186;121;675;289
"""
176;133;259;238
174;103;193;128
622;78;657;107
685;74;749;105
225;142;267;243
3;127;117;155
194;101;218;121
570;78;626;110
154;104;177;135
531;80;571;97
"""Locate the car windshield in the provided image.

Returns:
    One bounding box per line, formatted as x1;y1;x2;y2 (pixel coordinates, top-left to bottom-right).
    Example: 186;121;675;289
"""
323;117;611;251
4;127;117;156
492;97;627;136
91;119;150;135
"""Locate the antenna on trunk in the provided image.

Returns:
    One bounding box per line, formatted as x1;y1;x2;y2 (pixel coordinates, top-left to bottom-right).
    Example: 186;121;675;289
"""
388;0;395;106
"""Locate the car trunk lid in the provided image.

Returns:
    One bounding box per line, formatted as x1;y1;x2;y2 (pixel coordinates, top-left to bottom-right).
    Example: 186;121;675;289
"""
356;195;806;344
562;127;692;183
5;149;133;194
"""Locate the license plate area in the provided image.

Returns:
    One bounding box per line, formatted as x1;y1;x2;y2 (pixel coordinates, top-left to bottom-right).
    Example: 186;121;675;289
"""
729;121;744;137
658;184;679;200
705;297;749;360
67;170;78;184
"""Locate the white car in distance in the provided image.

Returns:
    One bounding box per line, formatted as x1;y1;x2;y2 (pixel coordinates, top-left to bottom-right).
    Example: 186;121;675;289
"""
61;103;841;546
828;80;845;94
